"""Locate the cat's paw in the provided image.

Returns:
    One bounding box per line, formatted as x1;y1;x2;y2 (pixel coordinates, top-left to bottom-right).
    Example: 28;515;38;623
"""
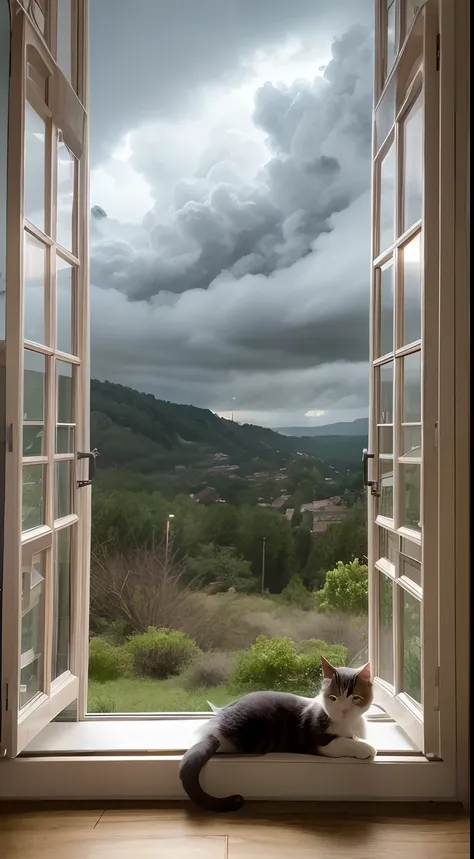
352;741;377;760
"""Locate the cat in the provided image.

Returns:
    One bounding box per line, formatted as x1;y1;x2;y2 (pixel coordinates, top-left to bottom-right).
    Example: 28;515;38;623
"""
179;656;376;811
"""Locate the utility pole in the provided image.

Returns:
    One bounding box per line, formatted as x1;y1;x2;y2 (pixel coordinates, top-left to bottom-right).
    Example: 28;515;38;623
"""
165;514;175;567
261;536;266;594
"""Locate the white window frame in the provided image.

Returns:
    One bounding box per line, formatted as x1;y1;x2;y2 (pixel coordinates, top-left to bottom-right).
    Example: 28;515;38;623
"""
0;0;469;806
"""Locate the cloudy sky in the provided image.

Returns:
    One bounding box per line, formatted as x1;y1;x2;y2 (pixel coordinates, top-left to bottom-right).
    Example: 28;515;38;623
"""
89;0;374;429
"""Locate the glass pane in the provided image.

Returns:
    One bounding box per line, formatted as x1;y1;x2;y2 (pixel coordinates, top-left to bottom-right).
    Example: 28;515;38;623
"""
56;425;74;453
23;425;45;456
400;536;422;562
378;424;393;455
401;462;420;530
24;232;46;344
57;0;72;85
52;527;71;679
24;102;45;232
401;425;421;458
378;572;393;684
22;464;46;531
379;143;396;253
20;551;45;708
403;93;423;231
403;590;422;703
402;233;421;345
55;460;72;519
386;1;396;78
400;557;421;587
379;459;394;518
378;259;394;356
375;77;395;149
57;257;74;354
378;527;398;563
57;360;73;422
57;137;75;251
403;351;421;422
23;349;45;422
379;362;394;423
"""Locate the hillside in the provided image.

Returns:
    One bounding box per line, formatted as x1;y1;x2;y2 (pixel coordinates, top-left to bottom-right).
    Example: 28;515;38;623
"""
276;417;368;437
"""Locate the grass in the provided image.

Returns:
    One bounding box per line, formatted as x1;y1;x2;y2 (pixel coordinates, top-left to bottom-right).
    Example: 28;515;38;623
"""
88;677;238;713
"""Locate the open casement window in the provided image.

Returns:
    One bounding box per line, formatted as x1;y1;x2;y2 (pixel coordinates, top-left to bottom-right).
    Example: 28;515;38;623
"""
367;0;440;754
1;0;90;757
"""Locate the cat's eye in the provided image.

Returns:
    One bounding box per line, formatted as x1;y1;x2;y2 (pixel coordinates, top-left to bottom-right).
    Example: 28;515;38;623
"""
328;695;337;701
352;695;363;703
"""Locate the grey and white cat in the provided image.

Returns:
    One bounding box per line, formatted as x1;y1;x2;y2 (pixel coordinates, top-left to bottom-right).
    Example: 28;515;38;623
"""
179;657;376;811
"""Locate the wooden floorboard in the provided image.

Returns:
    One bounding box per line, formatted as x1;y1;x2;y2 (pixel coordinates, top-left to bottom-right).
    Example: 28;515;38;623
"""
0;803;469;858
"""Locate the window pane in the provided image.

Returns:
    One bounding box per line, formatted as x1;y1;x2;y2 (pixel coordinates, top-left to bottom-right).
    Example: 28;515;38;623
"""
403;590;421;703
378;259;394;357
57;360;73;422
56;425;74;453
52;527;71;679
23;425;45;456
402;233;421;345
401;425;421;458
57;0;72;85
22;463;46;531
403;93;423;231
57;257;74;354
400;536;422;562
24;102;46;232
375;77;395;149
20;550;45;708
379;143;396;253
378;424;393;455
57;136;75;251
24;232;46;344
379;362;393;423
55;460;72;519
403;351;421;422
386;1;396;78
378;572;393;684
23;349;45;422
400;556;421;587
378;527;398;563
379;459;394;518
401;462;420;530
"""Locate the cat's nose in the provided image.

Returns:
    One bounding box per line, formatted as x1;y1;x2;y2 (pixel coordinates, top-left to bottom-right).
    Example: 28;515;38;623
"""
341;707;349;716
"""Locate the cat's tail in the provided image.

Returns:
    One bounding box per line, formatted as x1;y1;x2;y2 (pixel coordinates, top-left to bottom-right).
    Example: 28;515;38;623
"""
179;734;244;813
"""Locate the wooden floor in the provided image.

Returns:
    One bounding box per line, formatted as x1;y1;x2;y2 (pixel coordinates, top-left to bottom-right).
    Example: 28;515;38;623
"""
0;802;469;858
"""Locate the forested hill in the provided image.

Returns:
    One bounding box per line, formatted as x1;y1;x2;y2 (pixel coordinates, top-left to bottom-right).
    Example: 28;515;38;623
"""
90;379;366;476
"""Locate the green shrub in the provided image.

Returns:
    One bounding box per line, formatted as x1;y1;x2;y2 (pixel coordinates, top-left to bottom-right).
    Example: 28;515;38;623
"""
315;560;369;615
183;651;234;689
88;637;129;683
127;627;200;679
231;635;347;695
280;574;315;610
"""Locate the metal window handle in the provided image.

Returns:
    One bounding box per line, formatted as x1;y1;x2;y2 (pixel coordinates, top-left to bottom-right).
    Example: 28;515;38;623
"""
362;449;380;496
77;449;99;488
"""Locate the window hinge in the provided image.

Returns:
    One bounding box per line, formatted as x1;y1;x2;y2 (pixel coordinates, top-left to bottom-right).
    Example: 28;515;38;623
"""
4;681;9;712
433;666;440;710
6;423;13;453
436;33;440;71
434;421;438;449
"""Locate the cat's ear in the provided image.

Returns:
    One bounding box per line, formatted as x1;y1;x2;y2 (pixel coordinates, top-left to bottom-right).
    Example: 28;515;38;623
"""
321;656;336;679
357;662;372;682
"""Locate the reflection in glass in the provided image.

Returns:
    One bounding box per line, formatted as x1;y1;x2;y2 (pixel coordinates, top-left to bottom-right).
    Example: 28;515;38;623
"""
403;591;421;703
401;425;421;458
24;102;45;232
379;143;396;252
57;0;72;85
379;527;398;563
24;233;46;344
379;362;393;423
56;425;74;454
401;557;421;587
52;527;71;679
402;233;422;345
57;360;73;422
403;94;423;230
57;137;75;251
400;536;422;562
378;572;393;684
379;260;394;356
57;257;74;353
22;464;45;531
375;77;395;149
20;551;45;708
23;425;44;456
403;351;421;422
55;460;72;520
386;1;396;79
378;424;393;455
379;458;394;518
23;349;45;421
401;462;421;530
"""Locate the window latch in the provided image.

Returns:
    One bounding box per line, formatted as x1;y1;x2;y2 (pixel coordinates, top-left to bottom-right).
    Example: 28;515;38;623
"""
362;449;380;497
77;449;99;488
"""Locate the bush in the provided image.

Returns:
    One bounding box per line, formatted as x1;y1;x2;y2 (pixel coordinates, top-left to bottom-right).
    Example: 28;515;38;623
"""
315;559;369;616
280;574;315;610
231;635;347;695
127;627;200;679
183;651;234;689
88;637;129;683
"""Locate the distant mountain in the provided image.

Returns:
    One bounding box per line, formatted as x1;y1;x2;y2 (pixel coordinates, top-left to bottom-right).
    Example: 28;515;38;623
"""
276;417;369;438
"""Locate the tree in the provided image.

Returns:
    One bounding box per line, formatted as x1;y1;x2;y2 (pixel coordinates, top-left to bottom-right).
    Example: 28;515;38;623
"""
303;503;367;588
185;543;254;592
315;559;368;616
280;574;314;610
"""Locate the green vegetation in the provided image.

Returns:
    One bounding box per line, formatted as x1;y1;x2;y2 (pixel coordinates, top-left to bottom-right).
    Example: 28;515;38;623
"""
315;560;369;616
